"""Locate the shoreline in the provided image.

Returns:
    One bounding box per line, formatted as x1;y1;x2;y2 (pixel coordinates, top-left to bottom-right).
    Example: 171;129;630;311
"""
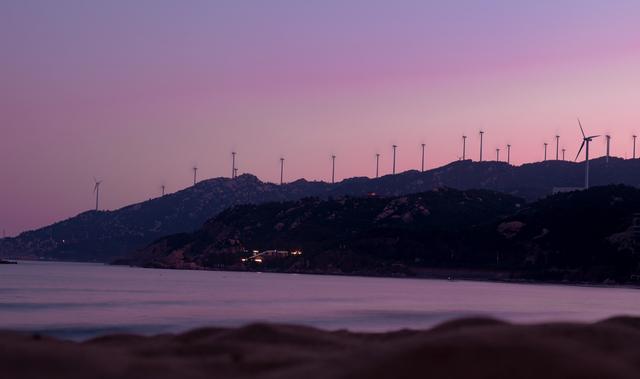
8;258;640;290
3;316;640;378
127;263;640;291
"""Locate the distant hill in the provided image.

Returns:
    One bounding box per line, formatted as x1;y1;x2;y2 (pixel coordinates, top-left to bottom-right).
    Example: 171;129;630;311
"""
129;185;640;284
128;188;523;270
0;175;330;262
2;157;640;262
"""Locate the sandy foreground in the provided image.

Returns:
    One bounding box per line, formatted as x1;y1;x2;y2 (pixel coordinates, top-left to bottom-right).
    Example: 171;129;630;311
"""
3;317;640;379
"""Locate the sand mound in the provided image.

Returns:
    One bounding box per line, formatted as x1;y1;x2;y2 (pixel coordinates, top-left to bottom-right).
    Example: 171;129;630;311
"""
3;318;640;378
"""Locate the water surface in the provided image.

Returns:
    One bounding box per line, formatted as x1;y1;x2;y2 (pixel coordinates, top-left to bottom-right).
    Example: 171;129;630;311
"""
2;261;640;340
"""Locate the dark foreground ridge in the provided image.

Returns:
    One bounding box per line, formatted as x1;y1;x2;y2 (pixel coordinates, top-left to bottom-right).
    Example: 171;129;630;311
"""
129;185;640;284
2;157;640;262
3;317;640;379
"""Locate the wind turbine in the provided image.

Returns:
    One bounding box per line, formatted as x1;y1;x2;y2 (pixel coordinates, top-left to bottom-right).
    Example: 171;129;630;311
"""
93;178;102;211
193;166;198;186
280;157;284;185
375;153;380;178
421;143;426;172
479;130;484;162
496;148;500;162
605;135;611;163
633;135;637;159
462;135;467;160
161;184;165;197
507;144;511;164
544;142;548;161
555;135;560;160
562;148;566;161
392;145;397;174
331;155;336;184
231;152;236;179
575;119;600;189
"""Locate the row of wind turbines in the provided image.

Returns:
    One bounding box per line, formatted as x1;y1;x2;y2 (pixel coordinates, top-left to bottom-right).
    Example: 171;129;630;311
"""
90;119;636;211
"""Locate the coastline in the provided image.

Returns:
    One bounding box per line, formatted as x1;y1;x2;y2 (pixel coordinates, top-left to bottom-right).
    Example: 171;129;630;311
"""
3;317;640;378
8;258;640;289
117;261;640;290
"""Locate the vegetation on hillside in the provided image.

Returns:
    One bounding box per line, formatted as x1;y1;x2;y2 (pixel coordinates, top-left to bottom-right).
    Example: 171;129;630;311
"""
129;185;640;284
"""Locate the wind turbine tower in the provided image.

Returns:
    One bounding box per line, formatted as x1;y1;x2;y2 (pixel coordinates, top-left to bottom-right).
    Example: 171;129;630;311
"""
575;119;600;189
555;135;560;160
634;135;637;159
479;131;484;162
280;157;284;185
544;143;548;161
375;153;380;178
606;135;611;163
507;144;511;164
421;143;425;172
161;184;165;197
193;166;198;186
392;145;397;174
496;148;500;162
462;135;467;160
331;155;336;184
562;148;566;161
93;178;102;211
231;152;236;179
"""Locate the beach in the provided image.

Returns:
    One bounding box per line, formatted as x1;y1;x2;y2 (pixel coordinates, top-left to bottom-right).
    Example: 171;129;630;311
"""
3;317;640;379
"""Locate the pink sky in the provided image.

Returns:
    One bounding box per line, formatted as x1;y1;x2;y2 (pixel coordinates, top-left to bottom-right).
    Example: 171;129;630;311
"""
1;1;640;235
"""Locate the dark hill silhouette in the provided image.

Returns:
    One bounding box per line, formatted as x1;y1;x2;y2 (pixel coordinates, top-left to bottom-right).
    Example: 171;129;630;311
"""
2;157;640;262
128;188;522;272
129;185;640;284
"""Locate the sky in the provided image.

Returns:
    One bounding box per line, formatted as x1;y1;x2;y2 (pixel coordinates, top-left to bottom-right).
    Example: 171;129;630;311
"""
1;0;640;236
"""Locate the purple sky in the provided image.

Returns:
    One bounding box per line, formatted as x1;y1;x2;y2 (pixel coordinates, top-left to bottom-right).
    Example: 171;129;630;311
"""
1;1;640;236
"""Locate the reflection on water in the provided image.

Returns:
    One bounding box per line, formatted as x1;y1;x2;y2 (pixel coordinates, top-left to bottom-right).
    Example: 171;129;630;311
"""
1;260;640;340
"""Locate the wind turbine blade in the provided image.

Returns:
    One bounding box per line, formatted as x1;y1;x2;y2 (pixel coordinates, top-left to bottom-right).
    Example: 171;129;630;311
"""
577;118;586;138
588;135;600;139
575;141;585;161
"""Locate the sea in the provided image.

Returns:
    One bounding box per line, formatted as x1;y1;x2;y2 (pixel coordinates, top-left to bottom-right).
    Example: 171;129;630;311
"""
2;260;640;340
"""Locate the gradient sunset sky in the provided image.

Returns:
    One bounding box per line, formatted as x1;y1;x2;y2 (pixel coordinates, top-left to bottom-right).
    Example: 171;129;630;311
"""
1;0;640;235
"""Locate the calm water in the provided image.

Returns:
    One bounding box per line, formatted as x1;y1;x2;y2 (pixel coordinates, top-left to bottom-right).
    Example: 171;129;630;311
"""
2;260;640;340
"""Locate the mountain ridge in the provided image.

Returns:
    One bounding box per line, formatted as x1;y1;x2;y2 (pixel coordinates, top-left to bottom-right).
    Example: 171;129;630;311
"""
129;185;640;284
2;157;640;262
